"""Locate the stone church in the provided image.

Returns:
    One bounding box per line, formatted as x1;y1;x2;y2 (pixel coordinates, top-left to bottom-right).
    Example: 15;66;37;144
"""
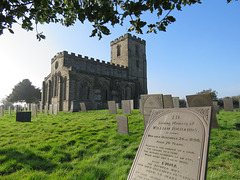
41;33;148;111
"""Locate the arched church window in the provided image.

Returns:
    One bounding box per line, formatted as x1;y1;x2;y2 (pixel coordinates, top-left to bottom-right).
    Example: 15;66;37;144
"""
79;81;90;100
117;45;121;57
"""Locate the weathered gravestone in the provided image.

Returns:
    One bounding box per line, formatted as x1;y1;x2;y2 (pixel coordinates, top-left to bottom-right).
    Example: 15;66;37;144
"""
117;115;129;134
24;104;27;111
212;101;220;114
127;107;212;180
116;103;120;110
44;105;48;114
223;98;234;111
32;105;37;117
130;100;134;109
0;106;4;116
14;105;19;112
39;106;43;113
53;104;58;114
139;99;143;114
16;112;31;122
70;100;80;112
49;104;53;114
163;94;174;108
108;101;117;114
80;102;87;112
8;106;11;114
186;93;218;129
141;94;163;129
122;100;131;114
27;103;31;111
172;97;180;108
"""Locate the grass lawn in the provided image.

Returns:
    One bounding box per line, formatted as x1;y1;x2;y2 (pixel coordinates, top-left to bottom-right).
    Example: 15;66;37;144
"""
0;109;239;180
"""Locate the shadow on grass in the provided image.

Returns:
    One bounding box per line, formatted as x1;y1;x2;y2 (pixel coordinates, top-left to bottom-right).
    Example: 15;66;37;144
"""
0;147;56;175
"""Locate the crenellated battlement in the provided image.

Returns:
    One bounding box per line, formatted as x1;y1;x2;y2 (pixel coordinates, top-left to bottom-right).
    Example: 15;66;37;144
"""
51;50;128;70
110;33;146;46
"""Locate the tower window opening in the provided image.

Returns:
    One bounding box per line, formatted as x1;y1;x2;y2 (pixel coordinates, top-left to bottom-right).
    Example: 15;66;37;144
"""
117;45;121;57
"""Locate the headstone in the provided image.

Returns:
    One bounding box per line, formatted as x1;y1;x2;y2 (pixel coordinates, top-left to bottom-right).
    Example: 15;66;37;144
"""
49;104;53;114
212;101;220;114
186;93;218;128
32;105;37;117
39;106;43;113
27;103;31;111
24;104;27;111
8;106;11;114
14;105;18;112
223;98;234;111
117;115;129;134
163;94;174;108
141;94;163;128
127;107;212;180
16;112;31;122
130;100;134;109
53;104;58;114
172;97;180;108
116;103;120;110
0;106;4;116
44;105;48;114
80;102;87;112
122;100;131;114
70;100;80;112
108;101;117;114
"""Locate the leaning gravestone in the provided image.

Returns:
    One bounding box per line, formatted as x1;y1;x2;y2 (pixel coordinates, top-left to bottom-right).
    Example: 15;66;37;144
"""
117;115;129;134
16;112;31;122
0;106;4;116
223;98;234;111
122;100;131;114
163;94;174;108
172;97;180;108
80;102;87;112
186;93;218;129
108;101;117;114
127;107;212;180
141;94;163;129
49;104;53;114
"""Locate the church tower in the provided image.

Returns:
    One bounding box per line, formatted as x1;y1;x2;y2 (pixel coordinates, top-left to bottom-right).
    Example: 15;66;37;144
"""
110;33;148;95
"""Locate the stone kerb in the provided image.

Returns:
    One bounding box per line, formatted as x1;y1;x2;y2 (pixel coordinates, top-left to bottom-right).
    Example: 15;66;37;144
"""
117;115;129;135
223;98;234;111
121;100;131;114
127;107;212;180
186;93;218;128
108;101;117;114
141;94;164;129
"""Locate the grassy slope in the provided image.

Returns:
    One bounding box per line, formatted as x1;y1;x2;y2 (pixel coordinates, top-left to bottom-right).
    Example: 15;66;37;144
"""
0;109;239;180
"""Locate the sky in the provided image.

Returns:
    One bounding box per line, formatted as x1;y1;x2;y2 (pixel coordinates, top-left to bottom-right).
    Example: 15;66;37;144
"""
0;0;239;104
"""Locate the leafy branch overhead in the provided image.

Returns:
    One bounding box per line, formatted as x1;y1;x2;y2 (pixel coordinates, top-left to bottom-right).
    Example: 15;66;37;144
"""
0;0;233;40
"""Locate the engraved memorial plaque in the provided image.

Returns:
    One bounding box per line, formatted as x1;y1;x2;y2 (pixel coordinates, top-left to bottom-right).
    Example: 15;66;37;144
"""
117;115;129;134
223;98;233;111
186;93;218;129
122;100;131;114
128;107;212;180
163;95;174;108
108;101;117;114
141;94;163;128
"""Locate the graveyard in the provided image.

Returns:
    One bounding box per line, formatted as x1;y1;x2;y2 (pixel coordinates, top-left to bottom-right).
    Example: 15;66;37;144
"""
0;108;239;179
